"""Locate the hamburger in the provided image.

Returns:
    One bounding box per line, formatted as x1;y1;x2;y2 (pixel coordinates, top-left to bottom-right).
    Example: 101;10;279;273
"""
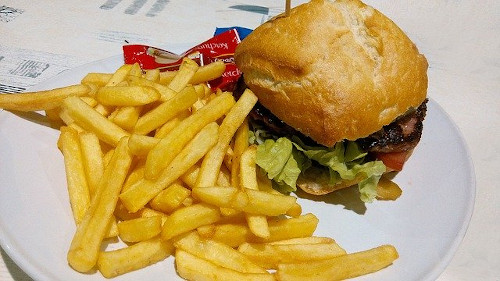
234;0;428;202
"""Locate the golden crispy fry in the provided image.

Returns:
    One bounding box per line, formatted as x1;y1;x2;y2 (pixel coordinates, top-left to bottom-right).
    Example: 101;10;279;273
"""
150;182;191;213
96;86;160;106
197;223;252;248
144;68;160;81
167;58;199;92
193;186;296;217
134;85;202;135
126;75;177;101
128;62;142;77
117;216;162;243
376;176;402;200
154;109;190;138
93;103;114;117
67;137;132;272
192;186;239;207
159;60;225;85
269;237;337;245
97;238;174;278
263;214;319;243
62;96;129;146
285;203;302;218
109;106;142;131
105;64;133;86
231;118;250;187
240;146;270;238
174;231;266;274
104;216;119;239
196;89;258;187
58;126;91;224
233;189;297;216
175;250;275;281
144;93;234;180
161;203;220;240
81;73;111;86
0;84;90;111
189;60;226;85
237;240;346;269
120;122;219;212
276;245;399;281
196;214;319;248
78;131;104;198
127;134;159;156
114;201;167;225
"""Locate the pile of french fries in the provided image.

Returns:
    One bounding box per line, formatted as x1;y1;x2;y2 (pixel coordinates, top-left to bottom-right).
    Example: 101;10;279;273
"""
0;58;398;280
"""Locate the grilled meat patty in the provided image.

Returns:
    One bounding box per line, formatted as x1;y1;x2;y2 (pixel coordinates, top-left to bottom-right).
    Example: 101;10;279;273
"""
235;77;427;154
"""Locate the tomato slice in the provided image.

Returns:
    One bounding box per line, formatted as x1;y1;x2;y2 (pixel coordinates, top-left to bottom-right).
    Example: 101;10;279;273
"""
374;151;410;171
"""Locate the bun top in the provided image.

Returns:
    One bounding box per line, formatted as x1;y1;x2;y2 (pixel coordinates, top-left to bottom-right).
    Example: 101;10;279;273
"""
235;0;428;147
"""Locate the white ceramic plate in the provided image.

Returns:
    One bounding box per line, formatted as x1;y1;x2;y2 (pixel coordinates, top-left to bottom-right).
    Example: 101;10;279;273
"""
0;54;475;281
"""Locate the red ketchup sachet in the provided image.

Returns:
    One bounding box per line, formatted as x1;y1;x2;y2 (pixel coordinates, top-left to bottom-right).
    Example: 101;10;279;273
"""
123;28;244;92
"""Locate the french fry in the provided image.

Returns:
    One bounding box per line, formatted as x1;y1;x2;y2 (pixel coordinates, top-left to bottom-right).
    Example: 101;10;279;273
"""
276;245;399;281
96;86;160;106
105;64;133;86
196;89;258;187
78;131;104;198
197;223;253;248
126;75;177;101
97;238;174;278
144;68;160;81
193;186;296;217
62;96;130;146
158;60;226;85
174;231;267;274
93;103;114;117
117;216;162;243
144;92;234;180
120;122;219;212
231;118;250;188
109;106;142;131
128;134;159;156
237;240;346;269
0;84;90;111
149;182;191;213
128;62;142;77
376;176;402;200
154;109;190;138
233;189;297;216
67;137;132;272
58;126;91;224
114;201;167;225
134;85;202;135
121;160;145;192
240;146;270;238
175;250;275;281
192;186;239;207
189;60;226;85
81;72;112;86
196;214;319;248
264;214;319;242
167;58;199;92
104;216;119;239
161;203;221;240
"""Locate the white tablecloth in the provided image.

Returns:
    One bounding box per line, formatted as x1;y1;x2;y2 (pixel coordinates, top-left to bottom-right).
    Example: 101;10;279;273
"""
1;0;499;280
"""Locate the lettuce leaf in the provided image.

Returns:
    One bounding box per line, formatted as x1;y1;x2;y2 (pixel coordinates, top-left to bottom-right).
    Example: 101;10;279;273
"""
254;135;386;203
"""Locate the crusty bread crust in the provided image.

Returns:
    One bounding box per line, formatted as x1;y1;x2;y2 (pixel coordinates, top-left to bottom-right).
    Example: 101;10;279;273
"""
235;0;428;147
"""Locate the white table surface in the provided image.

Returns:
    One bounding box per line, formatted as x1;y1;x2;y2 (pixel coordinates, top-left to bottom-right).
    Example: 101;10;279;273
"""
1;0;499;280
